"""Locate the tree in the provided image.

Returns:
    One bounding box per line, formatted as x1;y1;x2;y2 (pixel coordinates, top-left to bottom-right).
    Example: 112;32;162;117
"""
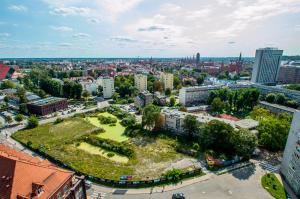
265;93;276;103
1;80;15;89
14;114;24;122
173;75;182;90
154;114;165;131
169;96;176;107
82;90;90;101
257;116;290;151
142;104;161;130
183;115;199;137
165;88;171;96
230;129;258;158
27;115;39;129
250;106;271;121
285;100;299;109
197;75;205;85
5;115;13;124
98;85;103;96
153;81;163;93
199;120;235;153
211;97;225;114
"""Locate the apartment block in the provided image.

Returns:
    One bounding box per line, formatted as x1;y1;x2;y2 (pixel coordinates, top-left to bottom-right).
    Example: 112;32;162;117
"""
134;91;153;108
160;72;173;90
134;74;147;92
98;77;115;99
278;64;300;84
281;111;300;197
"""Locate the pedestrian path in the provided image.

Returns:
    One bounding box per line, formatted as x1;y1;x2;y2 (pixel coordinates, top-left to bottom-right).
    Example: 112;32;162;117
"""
259;161;280;173
90;173;213;195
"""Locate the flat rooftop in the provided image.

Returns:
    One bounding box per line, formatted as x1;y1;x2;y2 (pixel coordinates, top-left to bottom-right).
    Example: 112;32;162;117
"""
28;97;66;106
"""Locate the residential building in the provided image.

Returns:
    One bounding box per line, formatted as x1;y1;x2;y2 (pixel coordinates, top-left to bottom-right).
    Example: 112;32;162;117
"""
0;64;15;80
27;97;68;116
98;77;115;99
179;85;223;106
160;72;173;90
134;74;147;92
251;47;283;85
80;80;98;94
134;91;153;108
0;144;87;199
281;111;300;197
278;63;300;84
154;92;167;106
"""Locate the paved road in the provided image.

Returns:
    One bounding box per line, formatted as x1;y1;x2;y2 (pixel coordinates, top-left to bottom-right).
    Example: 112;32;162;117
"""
91;163;272;199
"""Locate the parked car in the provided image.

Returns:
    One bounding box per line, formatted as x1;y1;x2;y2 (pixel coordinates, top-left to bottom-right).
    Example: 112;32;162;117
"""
172;193;185;199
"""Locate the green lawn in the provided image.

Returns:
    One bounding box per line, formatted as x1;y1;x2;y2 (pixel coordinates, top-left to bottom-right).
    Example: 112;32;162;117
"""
12;115;192;180
86;112;128;142
77;142;129;163
261;173;287;199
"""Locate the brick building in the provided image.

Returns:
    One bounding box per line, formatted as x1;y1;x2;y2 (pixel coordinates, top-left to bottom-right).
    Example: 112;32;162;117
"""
27;97;68;116
0;144;87;199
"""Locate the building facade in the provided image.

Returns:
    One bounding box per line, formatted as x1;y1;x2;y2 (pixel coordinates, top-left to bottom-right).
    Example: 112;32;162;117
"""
281;111;300;197
179;85;222;106
0;144;87;199
251;47;283;85
134;91;153;108
278;63;300;84
160;72;173;90
27;97;68;116
99;77;115;99
134;74;147;92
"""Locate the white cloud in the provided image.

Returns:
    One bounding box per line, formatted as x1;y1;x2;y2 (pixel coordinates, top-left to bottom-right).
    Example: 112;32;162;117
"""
49;6;91;17
0;33;11;37
73;33;90;39
58;43;72;47
88;18;101;24
110;36;138;43
8;5;28;12
50;26;73;32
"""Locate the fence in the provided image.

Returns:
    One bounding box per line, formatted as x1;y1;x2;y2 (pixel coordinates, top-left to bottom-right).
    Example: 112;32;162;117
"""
14;140;203;188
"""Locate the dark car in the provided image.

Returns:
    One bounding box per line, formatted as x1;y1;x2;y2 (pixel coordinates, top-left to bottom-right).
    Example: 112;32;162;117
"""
172;193;185;199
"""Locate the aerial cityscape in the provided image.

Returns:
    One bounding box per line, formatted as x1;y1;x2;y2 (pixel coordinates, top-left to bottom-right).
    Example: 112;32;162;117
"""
1;0;300;199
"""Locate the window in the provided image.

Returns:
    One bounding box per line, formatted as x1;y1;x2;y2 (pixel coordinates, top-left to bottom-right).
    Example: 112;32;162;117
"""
57;192;62;199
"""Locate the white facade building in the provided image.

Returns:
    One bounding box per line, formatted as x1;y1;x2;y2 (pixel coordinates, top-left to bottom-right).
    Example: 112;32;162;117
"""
98;77;115;99
160;72;173;90
281;111;300;197
134;74;147;92
80;80;98;94
251;47;283;85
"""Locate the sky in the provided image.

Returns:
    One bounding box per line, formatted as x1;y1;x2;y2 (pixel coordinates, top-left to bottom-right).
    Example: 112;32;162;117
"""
0;0;300;58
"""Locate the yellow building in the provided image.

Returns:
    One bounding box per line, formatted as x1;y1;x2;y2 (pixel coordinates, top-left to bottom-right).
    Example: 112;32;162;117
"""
160;72;173;90
134;74;147;92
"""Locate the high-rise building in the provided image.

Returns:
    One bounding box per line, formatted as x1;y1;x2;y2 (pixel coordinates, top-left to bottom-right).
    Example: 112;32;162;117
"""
134;74;148;92
99;77;115;99
251;47;283;85
281;111;300;197
160;72;173;90
196;53;200;65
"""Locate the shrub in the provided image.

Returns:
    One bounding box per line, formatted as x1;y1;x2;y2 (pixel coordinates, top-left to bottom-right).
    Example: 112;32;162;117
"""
109;123;116;126
14;114;24;122
120;115;136;127
98;115;117;124
192;143;200;151
26;116;39;129
163;168;183;182
107;152;115;157
54;118;64;124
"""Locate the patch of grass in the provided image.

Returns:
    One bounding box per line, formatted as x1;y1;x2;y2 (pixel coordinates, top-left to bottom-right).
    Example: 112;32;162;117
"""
86;112;128;142
261;173;286;199
77;142;129;163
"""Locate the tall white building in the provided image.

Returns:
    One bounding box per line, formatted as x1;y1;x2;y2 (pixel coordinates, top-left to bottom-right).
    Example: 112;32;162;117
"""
98;77;115;99
281;111;300;197
251;47;283;85
160;72;173;90
134;74;147;92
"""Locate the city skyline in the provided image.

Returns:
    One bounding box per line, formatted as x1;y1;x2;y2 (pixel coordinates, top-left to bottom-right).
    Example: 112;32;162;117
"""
0;0;300;58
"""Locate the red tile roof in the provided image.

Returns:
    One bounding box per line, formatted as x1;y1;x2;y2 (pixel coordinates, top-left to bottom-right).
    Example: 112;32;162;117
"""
0;64;11;80
217;114;240;121
0;144;74;199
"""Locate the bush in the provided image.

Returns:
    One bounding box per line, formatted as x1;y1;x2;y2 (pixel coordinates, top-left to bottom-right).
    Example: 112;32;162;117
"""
107;152;115;157
192;143;200;151
164;168;183;182
109;123;116;126
120;115;136;127
54;118;64;124
14;114;24;122
26;116;39;129
98;115;117;124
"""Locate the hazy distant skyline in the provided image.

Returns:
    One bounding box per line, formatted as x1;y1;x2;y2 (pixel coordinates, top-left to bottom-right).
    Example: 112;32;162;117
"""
0;0;300;58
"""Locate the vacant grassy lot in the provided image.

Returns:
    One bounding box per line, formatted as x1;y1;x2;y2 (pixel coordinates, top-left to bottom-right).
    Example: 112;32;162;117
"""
261;173;286;199
86;112;128;142
13;116;192;180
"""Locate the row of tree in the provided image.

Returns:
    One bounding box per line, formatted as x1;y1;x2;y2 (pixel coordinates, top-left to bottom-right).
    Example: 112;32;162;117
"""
263;93;299;109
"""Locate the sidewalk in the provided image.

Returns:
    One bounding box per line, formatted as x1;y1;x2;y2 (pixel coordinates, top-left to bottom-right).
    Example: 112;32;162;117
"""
91;173;214;195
